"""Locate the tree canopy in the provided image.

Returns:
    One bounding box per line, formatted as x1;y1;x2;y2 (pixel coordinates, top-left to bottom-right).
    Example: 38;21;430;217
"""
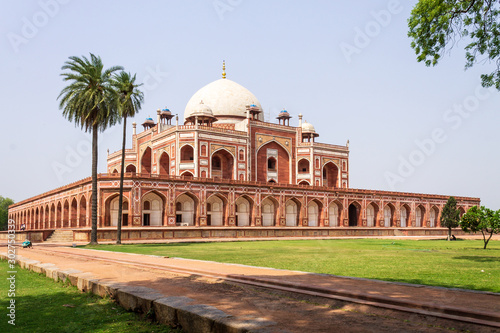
0;196;15;231
460;205;500;249
440;196;461;240
408;0;500;89
59;54;123;133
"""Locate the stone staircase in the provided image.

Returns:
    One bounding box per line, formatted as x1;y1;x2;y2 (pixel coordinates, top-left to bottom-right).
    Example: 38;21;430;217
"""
45;230;74;243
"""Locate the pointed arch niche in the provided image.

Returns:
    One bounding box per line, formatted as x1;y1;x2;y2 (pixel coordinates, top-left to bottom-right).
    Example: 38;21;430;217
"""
141;147;152;174
235;196;252;226
159;152;170;176
142;192;163;226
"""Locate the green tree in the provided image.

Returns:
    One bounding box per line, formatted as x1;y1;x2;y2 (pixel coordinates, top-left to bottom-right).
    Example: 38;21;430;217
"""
58;54;123;245
111;71;144;244
440;196;461;241
408;0;500;89
0;196;15;231
460;205;500;249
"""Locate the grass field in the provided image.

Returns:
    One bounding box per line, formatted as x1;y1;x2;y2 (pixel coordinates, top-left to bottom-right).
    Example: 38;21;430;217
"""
0;260;180;333
84;239;500;293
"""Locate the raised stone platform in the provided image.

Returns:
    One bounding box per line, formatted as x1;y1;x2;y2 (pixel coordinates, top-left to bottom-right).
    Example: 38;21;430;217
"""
0;227;469;243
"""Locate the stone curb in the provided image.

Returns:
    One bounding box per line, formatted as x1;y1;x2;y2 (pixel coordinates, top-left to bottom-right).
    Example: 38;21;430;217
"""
0;252;277;333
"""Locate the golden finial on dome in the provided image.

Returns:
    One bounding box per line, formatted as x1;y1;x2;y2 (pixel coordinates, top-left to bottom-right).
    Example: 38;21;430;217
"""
222;60;226;79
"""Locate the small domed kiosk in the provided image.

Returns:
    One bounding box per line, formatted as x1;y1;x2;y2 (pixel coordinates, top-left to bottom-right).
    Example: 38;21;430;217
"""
301;120;319;142
277;108;292;126
184;100;217;126
142;117;155;130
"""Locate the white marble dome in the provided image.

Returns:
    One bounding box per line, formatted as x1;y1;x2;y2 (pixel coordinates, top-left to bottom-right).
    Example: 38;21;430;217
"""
184;79;263;124
301;121;316;133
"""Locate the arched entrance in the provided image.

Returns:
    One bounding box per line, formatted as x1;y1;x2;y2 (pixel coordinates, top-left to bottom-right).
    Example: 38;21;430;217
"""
256;142;290;184
308;200;320;226
400;204;410;227
126;164;136;173
70;198;78;227
430;206;438;227
159;152;170;176
63;200;69;228
383;204;394;227
35;208;39;230
261;197;277;226
348;203;359;227
176;194;196;226
110;196;129;227
79;197;87;227
56;202;62;228
50;203;55;229
366;203;378;227
44;206;49;229
458;207;465;218
329;202;340;227
141;147;152;174
415;205;425;227
298;159;309;174
322;162;339;188
207;195;224;226
180;145;194;162
285;199;300;226
235;196;251;226
211;149;234;180
142;192;163;226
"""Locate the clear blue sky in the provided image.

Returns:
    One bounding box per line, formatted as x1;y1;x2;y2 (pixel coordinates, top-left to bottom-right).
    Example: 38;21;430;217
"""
1;0;499;209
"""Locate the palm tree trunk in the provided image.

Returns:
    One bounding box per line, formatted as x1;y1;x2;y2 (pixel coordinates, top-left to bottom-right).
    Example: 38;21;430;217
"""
90;124;99;245
117;117;127;244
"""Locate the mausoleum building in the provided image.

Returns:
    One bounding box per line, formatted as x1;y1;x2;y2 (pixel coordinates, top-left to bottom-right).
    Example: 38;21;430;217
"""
7;63;480;241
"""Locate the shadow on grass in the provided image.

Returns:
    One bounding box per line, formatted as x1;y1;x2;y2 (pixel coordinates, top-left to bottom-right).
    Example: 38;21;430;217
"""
368;277;499;293
453;255;500;263
0;290;165;333
0;275;180;333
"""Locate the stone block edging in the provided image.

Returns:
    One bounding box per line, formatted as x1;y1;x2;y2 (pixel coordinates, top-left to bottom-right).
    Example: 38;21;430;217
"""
0;252;276;333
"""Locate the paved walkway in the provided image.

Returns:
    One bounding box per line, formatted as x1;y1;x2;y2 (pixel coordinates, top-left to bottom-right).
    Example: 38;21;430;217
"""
7;243;500;332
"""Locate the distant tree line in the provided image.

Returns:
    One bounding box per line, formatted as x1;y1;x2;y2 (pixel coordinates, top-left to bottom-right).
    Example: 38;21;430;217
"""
0;196;15;231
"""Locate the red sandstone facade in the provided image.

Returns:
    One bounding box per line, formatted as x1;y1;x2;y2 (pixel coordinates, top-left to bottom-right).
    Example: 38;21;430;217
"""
8;69;480;236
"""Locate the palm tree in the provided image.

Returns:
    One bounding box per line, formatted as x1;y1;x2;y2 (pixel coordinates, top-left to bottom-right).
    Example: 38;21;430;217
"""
111;72;144;244
58;54;123;245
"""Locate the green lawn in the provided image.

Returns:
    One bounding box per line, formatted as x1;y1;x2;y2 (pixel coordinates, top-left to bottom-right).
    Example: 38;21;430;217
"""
0;260;180;333
84;239;500;293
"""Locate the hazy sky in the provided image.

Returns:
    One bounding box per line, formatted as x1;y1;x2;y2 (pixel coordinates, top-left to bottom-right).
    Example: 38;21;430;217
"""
1;0;499;209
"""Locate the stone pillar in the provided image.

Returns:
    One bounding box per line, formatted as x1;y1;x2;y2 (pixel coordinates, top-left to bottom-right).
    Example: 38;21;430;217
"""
157;109;162;133
199;188;207;227
131;186;142;227
194;125;199;177
132;122;137;136
228;189;236;226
